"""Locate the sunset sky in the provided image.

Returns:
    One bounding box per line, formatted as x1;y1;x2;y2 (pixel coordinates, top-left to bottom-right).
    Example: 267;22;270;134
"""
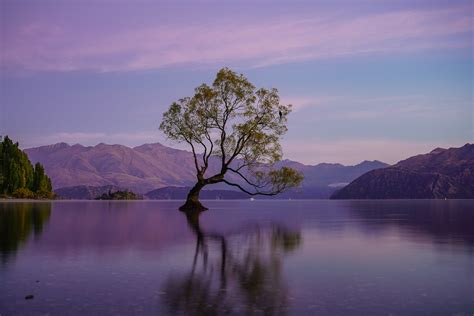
1;0;472;164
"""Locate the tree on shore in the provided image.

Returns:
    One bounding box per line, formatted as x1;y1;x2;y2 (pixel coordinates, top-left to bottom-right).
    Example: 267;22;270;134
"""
32;163;52;196
0;136;34;194
0;136;53;199
160;68;303;211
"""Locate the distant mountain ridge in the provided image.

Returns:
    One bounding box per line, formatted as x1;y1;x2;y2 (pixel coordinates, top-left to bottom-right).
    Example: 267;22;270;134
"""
331;144;474;199
26;142;388;197
26;142;198;193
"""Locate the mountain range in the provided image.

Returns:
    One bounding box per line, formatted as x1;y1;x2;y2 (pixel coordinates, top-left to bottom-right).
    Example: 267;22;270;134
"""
25;142;388;198
332;144;474;199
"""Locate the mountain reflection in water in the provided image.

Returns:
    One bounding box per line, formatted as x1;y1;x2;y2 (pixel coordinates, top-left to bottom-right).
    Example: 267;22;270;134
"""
345;200;474;248
0;200;472;315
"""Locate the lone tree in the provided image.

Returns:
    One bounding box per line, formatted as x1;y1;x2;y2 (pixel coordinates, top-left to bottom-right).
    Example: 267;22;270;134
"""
160;68;303;211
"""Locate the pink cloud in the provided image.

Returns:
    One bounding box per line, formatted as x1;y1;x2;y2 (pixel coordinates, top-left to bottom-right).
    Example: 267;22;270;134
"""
2;6;472;72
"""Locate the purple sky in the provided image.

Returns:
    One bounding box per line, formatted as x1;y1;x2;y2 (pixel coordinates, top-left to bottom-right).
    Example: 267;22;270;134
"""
1;0;472;164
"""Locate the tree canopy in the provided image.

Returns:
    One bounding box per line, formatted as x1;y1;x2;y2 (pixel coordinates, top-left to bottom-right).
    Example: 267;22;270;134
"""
0;136;53;199
160;68;303;210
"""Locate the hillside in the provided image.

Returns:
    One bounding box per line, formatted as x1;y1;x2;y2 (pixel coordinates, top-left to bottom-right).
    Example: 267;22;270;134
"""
26;142;388;197
331;144;474;199
26;142;197;193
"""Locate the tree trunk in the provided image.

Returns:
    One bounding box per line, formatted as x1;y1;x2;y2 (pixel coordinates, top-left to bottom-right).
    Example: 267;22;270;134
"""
179;181;208;212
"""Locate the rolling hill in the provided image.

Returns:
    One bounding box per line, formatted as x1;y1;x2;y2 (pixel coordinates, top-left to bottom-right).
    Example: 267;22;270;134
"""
26;142;388;198
331;144;474;199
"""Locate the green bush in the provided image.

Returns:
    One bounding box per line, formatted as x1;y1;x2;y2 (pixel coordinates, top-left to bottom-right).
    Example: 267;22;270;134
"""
35;190;55;200
12;188;35;199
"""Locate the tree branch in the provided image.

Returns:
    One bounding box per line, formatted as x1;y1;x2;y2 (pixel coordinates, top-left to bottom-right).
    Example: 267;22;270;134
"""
221;179;282;196
187;140;201;176
227;167;268;189
224;108;270;168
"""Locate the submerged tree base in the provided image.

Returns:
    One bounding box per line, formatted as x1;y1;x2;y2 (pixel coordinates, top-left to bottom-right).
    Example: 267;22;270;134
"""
179;199;209;212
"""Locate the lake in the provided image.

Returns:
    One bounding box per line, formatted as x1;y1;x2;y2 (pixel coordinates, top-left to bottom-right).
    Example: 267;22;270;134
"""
1;200;473;315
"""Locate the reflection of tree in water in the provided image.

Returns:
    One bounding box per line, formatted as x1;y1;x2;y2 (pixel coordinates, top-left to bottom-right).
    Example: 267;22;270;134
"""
0;202;52;263
162;211;302;316
347;200;474;247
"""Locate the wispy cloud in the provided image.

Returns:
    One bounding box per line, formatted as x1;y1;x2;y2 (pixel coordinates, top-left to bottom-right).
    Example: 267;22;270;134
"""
2;5;472;72
282;94;454;118
280;96;338;112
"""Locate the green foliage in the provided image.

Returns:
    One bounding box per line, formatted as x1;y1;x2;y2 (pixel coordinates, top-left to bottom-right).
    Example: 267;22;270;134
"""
32;163;52;193
95;190;141;200
160;68;303;198
12;188;35;199
266;167;304;196
0;136;53;198
35;190;55;200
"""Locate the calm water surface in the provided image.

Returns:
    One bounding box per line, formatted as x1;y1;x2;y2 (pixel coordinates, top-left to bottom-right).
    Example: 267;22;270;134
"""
1;200;473;315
